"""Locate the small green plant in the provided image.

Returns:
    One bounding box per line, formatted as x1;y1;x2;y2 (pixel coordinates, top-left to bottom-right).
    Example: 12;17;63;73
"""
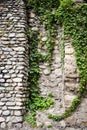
38;123;44;128
47;124;52;128
24;112;36;127
4;87;7;92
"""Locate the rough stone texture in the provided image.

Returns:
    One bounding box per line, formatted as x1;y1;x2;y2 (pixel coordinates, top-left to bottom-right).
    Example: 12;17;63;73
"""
64;40;79;108
0;0;28;129
26;10;87;130
0;0;87;130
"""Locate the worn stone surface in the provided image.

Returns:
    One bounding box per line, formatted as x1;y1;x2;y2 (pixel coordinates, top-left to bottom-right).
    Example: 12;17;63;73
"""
0;0;87;130
26;9;87;130
0;0;28;129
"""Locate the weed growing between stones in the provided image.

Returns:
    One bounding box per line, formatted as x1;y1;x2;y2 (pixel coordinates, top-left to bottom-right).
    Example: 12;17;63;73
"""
24;0;87;125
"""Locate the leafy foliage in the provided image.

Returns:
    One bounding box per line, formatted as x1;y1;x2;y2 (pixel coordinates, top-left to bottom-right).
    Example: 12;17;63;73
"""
48;0;87;120
25;0;60;64
24;30;54;126
24;0;87;124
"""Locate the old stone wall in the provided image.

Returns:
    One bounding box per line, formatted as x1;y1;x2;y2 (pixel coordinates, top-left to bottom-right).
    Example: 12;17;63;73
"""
26;10;87;130
0;0;28;128
64;39;79;108
0;0;87;130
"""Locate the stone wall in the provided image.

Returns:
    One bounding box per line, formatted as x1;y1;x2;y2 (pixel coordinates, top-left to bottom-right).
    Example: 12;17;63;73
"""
63;36;87;130
0;0;28;128
0;0;87;130
64;39;79;108
27;10;87;130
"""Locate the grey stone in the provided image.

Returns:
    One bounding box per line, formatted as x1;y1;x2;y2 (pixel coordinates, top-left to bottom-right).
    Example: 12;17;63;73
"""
9;33;15;37
0;74;2;78
4;75;10;78
1;122;6;128
0;79;5;82
3;110;10;116
6;79;12;82
42;37;47;42
8;106;23;110
0;110;2;115
7;13;12;18
43;69;51;75
17;66;24;70
2;70;8;73
0;67;5;70
16;33;25;38
11;74;16;78
0;102;5;106
30;12;35;18
12;117;23;123
0;93;4;98
14;111;22;116
31;27;38;31
9;70;15;74
13;78;22;82
0;117;5;122
1;98;8;102
18;83;23;87
6;102;15;106
13;47;25;51
2;106;7;110
4;83;9;87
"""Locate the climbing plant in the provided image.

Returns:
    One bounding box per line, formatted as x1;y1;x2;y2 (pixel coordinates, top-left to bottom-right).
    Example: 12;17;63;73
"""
24;0;60;126
48;0;87;120
24;0;87;126
24;30;54;127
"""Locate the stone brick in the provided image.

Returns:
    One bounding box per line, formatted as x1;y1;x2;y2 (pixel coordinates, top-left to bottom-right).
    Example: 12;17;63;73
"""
0;0;28;129
3;110;10;116
0;117;5;122
1;122;6;129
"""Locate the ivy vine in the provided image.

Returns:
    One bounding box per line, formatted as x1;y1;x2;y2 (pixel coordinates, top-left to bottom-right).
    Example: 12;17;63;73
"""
24;30;54;127
48;0;87;121
24;0;87;125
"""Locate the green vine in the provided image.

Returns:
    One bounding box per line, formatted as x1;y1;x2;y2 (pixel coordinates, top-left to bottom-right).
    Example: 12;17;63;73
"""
24;0;87;125
26;0;60;64
48;0;87;121
24;30;54;127
24;0;60;126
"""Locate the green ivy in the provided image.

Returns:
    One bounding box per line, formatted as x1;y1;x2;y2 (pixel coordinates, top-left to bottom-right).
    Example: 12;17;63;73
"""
25;0;60;64
24;30;54;127
48;0;87;121
24;0;87;124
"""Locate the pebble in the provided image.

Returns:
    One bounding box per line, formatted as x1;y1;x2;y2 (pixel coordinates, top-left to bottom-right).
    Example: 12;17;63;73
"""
3;110;10;116
13;47;25;51
41;37;47;42
13;78;22;82
9;33;15;38
0;79;5;83
43;69;51;75
0;117;5;122
1;122;6;128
